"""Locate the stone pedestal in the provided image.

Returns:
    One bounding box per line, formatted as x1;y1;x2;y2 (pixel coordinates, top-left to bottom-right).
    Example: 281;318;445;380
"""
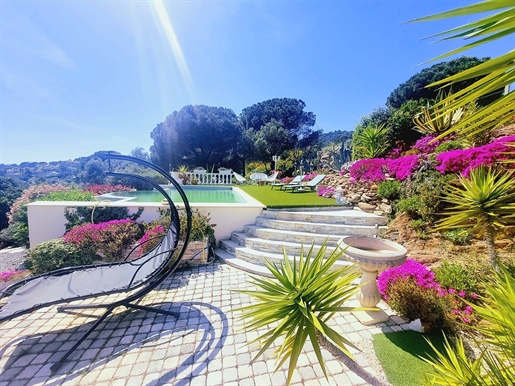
339;236;407;325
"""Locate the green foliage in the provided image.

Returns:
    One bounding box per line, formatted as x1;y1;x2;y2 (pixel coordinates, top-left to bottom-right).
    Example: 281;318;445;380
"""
412;90;465;136
0;177;23;231
179;209;216;244
377;180;401;200
434;260;480;296
150;105;242;172
353;124;390;159
395;197;421;217
436;167;515;269
64;205;144;231
441;228;473;246
0;219;29;248
387;277;455;333
386;57;489;109
434;140;463;154
412;2;514;140
39;190;95;202
423;264;515;384
26;238;97;275
233;242;364;386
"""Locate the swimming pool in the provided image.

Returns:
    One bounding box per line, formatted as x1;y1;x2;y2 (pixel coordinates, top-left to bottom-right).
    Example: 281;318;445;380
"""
100;186;246;204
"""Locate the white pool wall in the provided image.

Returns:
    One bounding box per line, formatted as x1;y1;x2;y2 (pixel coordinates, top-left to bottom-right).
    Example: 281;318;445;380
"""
26;187;264;248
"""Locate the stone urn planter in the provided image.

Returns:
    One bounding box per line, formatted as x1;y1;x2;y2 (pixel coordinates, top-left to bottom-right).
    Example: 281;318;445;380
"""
339;236;407;325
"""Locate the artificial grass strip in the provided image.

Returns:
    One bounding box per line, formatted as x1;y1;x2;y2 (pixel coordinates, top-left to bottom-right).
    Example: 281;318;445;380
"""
373;330;447;386
238;185;340;208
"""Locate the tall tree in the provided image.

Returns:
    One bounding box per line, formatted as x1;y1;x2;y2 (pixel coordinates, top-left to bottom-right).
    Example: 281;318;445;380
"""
387;57;490;109
240;98;317;163
150;105;242;171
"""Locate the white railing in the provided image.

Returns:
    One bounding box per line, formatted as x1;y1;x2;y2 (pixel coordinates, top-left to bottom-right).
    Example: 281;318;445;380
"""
171;172;233;185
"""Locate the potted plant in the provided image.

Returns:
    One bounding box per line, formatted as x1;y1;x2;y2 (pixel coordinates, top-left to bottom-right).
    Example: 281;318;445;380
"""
191;178;199;185
178;165;190;185
178;209;216;267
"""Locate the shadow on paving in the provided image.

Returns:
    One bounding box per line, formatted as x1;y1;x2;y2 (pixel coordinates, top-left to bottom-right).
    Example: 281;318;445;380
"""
0;301;229;385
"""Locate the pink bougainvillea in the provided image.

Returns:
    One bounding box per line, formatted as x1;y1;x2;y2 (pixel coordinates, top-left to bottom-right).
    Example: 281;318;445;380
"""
412;136;441;154
436;136;515;176
137;225;166;257
349;158;388;182
387;155;420;181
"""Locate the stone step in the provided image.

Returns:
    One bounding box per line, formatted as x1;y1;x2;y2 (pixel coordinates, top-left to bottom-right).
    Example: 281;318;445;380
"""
254;218;385;236
225;233;341;256
219;239;355;265
215;244;354;277
243;225;382;244
259;209;387;226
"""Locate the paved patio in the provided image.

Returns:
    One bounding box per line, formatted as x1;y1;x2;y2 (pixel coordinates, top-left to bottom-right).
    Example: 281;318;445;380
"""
0;262;409;386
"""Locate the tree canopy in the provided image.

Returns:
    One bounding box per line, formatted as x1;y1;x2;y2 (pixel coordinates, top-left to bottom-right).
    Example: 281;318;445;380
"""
150;105;242;171
387;57;489;109
239;98;318;164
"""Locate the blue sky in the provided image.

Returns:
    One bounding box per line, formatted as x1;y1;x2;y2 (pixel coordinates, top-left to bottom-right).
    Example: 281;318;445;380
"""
0;0;511;164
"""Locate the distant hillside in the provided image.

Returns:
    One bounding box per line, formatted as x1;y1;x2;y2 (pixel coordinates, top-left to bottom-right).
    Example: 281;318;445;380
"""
320;130;353;146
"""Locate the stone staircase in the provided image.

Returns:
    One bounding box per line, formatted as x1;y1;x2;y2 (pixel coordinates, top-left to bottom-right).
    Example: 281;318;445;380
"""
215;208;388;277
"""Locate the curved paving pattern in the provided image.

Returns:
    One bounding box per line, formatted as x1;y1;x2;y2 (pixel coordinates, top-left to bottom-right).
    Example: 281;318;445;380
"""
0;262;410;386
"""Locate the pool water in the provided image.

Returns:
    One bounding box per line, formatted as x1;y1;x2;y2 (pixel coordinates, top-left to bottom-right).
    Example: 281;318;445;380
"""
101;186;246;204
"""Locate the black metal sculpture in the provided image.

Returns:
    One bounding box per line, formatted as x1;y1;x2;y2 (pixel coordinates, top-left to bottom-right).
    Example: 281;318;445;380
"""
0;153;192;371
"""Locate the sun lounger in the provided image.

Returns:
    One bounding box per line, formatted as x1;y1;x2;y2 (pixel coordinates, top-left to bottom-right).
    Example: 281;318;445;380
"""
270;175;305;190
283;174;326;192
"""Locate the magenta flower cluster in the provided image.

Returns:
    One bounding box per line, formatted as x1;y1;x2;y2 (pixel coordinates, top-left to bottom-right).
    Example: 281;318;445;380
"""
84;184;134;195
349;155;420;182
378;259;479;324
0;270;30;282
137;225;166;256
413;136;441;154
317;187;335;198
64;219;136;245
436;135;515;177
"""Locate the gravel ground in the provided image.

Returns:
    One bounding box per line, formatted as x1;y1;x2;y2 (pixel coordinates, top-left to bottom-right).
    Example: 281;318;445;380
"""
0;247;28;272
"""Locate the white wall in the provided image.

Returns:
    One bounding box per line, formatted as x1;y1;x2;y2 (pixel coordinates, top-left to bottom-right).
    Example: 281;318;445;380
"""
26;188;264;248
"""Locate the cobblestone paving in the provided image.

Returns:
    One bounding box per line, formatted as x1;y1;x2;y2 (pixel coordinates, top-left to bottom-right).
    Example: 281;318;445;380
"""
0;262;410;386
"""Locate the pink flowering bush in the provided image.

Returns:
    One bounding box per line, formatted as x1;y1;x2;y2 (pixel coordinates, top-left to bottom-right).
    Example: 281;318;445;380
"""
64;219;141;261
84;184;134;196
436;135;515;176
387;155;420;181
317;187;335;198
137;225;166;257
413;136;442;154
378;259;480;332
349;158;388;182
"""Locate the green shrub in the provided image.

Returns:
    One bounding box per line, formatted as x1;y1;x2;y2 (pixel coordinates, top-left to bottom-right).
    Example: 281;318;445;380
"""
179;209;216;245
377;180;401;200
387;277;455;333
409;218;427;230
434;260;481;295
395;197;420;217
442;228;473;245
27;238;97;275
434;140;463;154
39;190;95;202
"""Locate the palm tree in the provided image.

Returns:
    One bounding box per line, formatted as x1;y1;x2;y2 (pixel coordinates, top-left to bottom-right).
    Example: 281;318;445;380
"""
410;1;515;140
436;166;515;270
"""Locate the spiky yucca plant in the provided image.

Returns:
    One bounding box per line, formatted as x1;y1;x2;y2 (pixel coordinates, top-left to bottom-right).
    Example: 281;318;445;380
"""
422;264;515;385
355;123;390;159
436;166;515;270
413;90;465;136
233;242;366;386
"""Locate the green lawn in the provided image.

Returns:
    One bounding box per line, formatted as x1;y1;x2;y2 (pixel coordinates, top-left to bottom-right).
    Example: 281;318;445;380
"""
373;330;447;386
237;184;342;208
